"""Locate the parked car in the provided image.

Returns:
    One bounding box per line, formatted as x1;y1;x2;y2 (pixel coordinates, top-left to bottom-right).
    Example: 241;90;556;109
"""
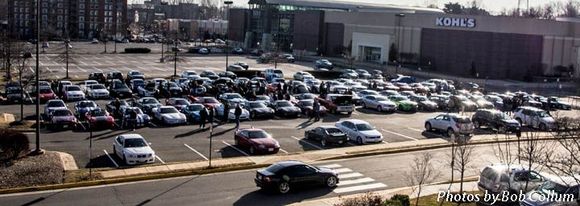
85;108;115;129
86;84;110;99
152;106;187;125
429;95;450;110
246;101;275;119
135;97;162;113
318;94;354;115
296;99;327;117
388;95;418;112
113;134;156;165
200;70;219;80
180;70;199;79
180;103;205;122
544;96;572;110
231;47;244;54
44;99;67;118
293;71;313;81
129;79;146;93
305;126;348;147
126;70;144;80
107;71;124;81
159;82;183;98
47;108;77;130
74;100;99;120
254;161;339;194
513;106;556;131
63;85;86;101
361;95;397;113
315;59;333;70
264;68;284;82
198;47;210;54
409;95;438;111
235;128;280;155
472;109;521;133
520;175;579;206
448;95;478;112
56;80;73;96
37;87;58;102
272;100;301;118
340;69;359;79
425;114;474;138
355;69;372;79
191;96;222;109
234;62;249;69
227;64;246;71
81;80;99;92
165;98;190;111
335;119;383;145
478;164;545;195
471;96;495;109
280;54;295;63
120;107;151;128
88;72;106;83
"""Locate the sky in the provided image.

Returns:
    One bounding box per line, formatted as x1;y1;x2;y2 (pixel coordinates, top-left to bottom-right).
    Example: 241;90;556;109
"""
129;0;572;14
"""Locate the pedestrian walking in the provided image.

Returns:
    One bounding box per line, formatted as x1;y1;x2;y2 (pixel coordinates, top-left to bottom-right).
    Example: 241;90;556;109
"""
129;108;137;131
313;99;321;121
234;103;242;129
199;106;208;129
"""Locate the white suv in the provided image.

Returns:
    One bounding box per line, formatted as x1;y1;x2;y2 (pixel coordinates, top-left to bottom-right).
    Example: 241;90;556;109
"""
425;113;474;137
513;106;556;131
478;164;545;194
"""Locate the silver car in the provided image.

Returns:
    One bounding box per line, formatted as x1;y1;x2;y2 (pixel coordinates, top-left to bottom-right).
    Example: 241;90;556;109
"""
361;95;397;112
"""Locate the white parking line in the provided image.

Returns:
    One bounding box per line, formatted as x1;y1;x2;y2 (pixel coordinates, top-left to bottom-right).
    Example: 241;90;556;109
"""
381;128;419;141
221;141;249;156
318;164;342;169
279;148;289;154
155;155;166;164
406;127;424;133
184;143;208;160
333;168;353;174
291;136;324;150
103;150;119;168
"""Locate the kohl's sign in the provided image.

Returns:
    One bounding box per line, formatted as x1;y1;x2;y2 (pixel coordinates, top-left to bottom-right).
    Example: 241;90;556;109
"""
435;17;476;28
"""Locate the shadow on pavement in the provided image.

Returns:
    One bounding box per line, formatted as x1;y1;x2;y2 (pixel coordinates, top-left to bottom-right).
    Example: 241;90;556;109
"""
135;175;202;206
233;188;333;206
174;127;208;138
218;145;247;158
86;154;117;168
296;119;316;129
92;130;131;141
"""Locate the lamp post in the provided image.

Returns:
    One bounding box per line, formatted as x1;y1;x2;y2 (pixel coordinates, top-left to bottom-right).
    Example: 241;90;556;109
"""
224;1;233;71
64;39;71;79
32;0;43;155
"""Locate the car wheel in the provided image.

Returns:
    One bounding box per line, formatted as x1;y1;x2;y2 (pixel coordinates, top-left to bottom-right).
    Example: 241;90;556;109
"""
498;125;506;133
361;102;366;108
357;136;363;145
447;128;455;138
425;123;432;132
278;182;290;194
539;123;547;131
321;139;327;147
474;121;480;129
326;176;338;188
249;146;256;155
515;118;522;125
377;106;382;112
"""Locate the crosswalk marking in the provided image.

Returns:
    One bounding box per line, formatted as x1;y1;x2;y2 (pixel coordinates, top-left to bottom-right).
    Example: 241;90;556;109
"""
318;164;342;169
333;183;387;194
337;172;363;179
337;177;375;186
333;168;353;174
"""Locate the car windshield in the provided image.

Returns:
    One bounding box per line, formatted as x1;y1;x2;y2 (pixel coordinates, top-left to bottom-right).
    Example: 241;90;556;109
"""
160;107;178;113
227;94;242;99
535;111;550;118
124;138;148;148
48;101;65;107
301;101;313;106
265;164;286;173
453;117;471;123
90;110;107;116
247;130;269;139
90;85;106;89
326;128;343;134
67;86;81;91
540;181;569;195
53;110;72;116
143;99;158;104
415;96;428;101
175;99;188;105
188;105;204;111
356;123;374;131
249;102;267;108
79;101;96;107
375;97;389;101
277;101;291;107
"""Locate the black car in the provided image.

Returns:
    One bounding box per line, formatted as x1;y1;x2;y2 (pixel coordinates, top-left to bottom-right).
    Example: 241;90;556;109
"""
108;80;132;98
218;71;237;79
472;109;521;133
88;72;106;84
544;96;572;110
305;126;348;147
159;82;183;98
200;70;219;80
246;101;274;119
107;71;124;81
272;100;301;118
254;161;339;194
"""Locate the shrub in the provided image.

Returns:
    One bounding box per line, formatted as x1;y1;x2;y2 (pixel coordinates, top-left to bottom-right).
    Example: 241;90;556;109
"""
0;129;30;163
335;192;384;206
390;194;410;206
124;48;151;53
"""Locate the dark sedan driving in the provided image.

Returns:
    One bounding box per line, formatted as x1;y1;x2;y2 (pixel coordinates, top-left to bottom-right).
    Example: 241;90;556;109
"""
255;161;339;194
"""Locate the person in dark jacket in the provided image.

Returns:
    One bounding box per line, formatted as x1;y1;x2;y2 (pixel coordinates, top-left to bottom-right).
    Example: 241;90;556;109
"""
199;107;208;129
313;99;321;121
234;103;242;129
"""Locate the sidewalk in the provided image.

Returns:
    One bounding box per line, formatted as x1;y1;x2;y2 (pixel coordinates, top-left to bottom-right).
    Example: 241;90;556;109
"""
288;181;479;206
98;132;553;179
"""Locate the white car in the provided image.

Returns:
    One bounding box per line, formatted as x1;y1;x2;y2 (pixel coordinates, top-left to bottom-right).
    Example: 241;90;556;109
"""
293;71;313;81
86;84;110;99
335;119;383;145
44;99;67;117
180;70;198;79
216;104;250;121
361;95;397;112
63;85;85;101
113;134;156;165
81;80;99;92
152;106;187;125
513;106;556;131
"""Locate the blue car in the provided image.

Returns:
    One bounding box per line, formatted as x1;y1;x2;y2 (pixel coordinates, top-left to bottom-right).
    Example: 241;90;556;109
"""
74;100;99;120
181;103;205;122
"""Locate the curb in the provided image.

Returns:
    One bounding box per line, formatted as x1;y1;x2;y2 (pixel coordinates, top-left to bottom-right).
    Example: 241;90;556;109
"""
0;162;267;195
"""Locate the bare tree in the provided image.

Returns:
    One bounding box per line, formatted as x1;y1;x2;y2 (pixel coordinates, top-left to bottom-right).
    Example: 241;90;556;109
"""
405;152;440;206
56;41;76;79
451;142;475;194
541;117;580;186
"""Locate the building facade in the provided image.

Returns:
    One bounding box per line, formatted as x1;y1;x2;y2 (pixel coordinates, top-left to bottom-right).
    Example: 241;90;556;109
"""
229;0;580;80
8;0;127;40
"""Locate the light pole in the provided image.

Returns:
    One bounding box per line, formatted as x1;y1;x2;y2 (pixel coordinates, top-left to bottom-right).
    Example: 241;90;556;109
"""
224;1;233;71
32;0;43;155
173;40;178;77
395;13;405;63
64;39;71;79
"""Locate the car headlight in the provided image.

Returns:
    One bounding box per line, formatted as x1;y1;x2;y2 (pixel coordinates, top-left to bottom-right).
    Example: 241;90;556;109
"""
259;145;266;149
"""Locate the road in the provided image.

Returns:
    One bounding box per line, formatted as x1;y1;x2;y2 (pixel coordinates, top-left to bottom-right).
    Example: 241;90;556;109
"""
0;145;509;206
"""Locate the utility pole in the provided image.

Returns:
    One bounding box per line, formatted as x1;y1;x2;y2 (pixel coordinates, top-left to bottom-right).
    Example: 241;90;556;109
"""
32;0;43;155
65;39;70;79
224;1;233;71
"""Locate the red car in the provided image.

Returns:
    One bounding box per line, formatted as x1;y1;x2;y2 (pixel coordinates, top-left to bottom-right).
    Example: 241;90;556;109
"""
38;87;57;102
85;109;115;128
189;96;222;109
234;128;280;155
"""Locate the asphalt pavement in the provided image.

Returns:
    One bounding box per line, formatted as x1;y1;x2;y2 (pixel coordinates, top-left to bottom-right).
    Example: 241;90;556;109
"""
0;144;512;206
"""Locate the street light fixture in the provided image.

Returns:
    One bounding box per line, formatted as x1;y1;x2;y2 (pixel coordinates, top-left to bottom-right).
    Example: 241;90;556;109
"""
224;1;233;72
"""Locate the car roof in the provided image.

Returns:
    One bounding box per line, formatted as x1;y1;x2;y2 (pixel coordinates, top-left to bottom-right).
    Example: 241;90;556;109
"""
318;125;339;129
119;134;145;140
342;119;369;124
239;128;265;132
272;160;306;168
